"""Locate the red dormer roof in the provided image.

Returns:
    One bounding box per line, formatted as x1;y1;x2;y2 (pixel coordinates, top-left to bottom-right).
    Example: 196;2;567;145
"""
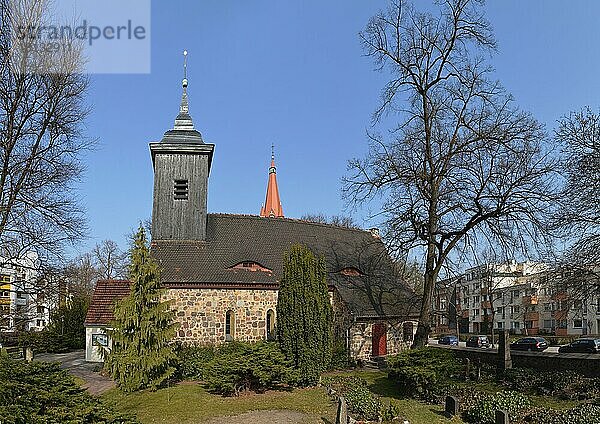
84;279;131;326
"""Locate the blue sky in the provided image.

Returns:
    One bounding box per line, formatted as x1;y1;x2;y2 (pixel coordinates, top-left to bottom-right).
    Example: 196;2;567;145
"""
77;0;600;254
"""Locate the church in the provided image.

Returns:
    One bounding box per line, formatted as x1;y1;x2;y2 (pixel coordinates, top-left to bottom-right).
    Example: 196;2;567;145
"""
84;60;419;363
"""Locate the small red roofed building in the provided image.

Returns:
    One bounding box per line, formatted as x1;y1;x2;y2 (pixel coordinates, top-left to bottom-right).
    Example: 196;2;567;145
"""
84;280;130;362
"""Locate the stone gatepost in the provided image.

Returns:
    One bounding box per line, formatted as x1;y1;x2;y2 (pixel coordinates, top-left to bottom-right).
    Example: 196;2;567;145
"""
497;330;512;374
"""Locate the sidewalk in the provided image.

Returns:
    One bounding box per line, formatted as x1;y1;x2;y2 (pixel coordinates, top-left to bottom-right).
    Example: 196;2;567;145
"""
34;350;115;395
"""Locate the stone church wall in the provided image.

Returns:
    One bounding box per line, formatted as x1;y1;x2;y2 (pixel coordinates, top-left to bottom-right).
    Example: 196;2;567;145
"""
163;288;278;344
349;320;414;360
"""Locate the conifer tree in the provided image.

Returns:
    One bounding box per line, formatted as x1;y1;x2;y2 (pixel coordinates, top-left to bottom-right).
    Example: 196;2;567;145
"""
277;244;333;385
104;225;178;392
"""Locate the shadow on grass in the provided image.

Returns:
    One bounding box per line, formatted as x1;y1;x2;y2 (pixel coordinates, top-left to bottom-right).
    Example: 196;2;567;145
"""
367;375;405;400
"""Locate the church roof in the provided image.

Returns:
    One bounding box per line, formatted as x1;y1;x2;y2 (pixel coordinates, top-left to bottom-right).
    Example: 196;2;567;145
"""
151;214;418;318
84;280;131;326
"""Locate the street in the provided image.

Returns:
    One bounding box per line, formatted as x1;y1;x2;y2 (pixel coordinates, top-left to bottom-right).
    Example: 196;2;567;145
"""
428;338;561;353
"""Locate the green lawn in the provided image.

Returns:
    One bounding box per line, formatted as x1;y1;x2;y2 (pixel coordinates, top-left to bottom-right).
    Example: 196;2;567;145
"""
101;371;464;424
102;383;337;423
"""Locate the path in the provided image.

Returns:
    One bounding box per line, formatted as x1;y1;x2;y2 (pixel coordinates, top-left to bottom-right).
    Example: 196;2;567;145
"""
34;350;115;395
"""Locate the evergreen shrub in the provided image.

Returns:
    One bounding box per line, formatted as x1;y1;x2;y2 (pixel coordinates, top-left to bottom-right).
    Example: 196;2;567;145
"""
387;347;461;399
201;342;296;396
104;226;179;392
0;353;137;423
277;244;333;386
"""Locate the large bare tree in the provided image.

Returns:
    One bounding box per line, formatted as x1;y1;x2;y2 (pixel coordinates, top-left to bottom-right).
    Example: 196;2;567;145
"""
344;0;559;347
552;108;600;304
0;0;89;264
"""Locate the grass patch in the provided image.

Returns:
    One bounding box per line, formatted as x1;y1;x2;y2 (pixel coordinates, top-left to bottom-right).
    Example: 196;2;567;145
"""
102;382;336;423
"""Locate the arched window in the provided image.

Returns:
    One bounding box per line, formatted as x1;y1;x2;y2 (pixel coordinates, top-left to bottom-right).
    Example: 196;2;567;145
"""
266;309;275;341
225;310;235;341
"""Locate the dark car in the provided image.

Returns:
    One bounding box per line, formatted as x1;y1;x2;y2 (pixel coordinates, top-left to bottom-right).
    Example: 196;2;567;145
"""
558;338;600;354
509;337;548;352
438;335;459;346
466;335;490;348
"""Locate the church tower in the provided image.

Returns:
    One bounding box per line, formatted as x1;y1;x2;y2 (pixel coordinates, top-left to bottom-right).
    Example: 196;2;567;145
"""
260;147;284;218
150;51;214;240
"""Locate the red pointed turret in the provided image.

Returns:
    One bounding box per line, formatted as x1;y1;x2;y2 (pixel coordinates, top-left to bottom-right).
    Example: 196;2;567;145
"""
260;149;284;218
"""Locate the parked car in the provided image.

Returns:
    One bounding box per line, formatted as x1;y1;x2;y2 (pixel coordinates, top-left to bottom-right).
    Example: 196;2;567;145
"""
509;337;548;352
438;335;459;346
466;335;491;348
558;338;600;354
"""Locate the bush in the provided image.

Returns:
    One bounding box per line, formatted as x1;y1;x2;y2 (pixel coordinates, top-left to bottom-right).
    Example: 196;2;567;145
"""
329;341;356;370
321;375;399;422
0;353;137;423
503;368;599;401
387;347;461;399
202;342;296;396
177;344;216;380
463;391;531;424
520;404;600;424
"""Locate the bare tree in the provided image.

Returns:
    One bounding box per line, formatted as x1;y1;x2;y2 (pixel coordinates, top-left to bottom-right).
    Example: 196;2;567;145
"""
344;0;559;347
63;253;98;298
553;108;600;300
0;0;89;265
301;213;360;229
92;239;127;280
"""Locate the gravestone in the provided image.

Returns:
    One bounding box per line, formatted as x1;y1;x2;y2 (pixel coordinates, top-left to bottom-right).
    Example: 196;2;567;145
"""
445;395;459;417
464;357;471;380
497;330;512;373
495;409;509;424
336;396;347;424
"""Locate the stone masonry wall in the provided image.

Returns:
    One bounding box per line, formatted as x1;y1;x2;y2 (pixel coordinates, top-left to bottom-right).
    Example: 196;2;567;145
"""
163;288;278;344
350;320;413;360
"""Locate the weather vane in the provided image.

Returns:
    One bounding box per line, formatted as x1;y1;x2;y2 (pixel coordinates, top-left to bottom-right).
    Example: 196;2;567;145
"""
183;50;188;87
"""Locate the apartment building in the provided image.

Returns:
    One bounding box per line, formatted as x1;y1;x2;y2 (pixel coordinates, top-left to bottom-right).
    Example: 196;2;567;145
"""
433;262;600;336
0;252;62;333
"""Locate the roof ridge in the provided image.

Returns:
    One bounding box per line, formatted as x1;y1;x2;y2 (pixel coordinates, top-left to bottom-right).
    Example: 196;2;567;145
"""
207;213;371;235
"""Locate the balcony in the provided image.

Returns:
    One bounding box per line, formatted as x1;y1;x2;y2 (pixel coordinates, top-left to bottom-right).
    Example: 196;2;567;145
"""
461;310;469;319
522;295;538;305
551;310;567;320
481;301;492;309
524;311;539;321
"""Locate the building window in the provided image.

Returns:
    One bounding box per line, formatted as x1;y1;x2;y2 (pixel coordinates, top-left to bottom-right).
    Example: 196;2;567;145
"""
266;309;275;341
37;306;44;314
573;319;583;329
173;179;189;200
225;310;235;341
497;321;504;329
543;319;554;329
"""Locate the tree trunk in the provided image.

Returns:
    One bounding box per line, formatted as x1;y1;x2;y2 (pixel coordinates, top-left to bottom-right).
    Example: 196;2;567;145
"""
412;244;438;348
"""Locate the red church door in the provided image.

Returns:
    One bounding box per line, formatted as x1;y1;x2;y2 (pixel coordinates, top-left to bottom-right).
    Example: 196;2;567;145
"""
372;322;387;357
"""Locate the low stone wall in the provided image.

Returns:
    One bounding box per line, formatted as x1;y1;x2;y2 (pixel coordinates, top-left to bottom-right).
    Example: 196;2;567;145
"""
435;345;600;377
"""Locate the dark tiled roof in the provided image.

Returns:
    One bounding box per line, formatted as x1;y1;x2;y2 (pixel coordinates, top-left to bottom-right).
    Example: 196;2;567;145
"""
84;280;131;326
152;214;418;318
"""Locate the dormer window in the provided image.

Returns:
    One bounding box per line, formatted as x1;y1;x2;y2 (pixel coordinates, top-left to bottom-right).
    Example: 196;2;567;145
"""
228;261;272;273
339;267;364;277
174;179;189;200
